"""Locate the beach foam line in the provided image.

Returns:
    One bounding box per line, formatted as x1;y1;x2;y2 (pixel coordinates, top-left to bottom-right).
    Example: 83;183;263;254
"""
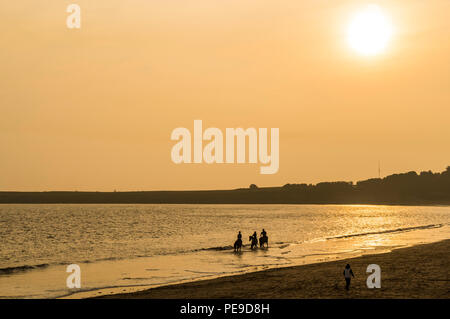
326;223;444;240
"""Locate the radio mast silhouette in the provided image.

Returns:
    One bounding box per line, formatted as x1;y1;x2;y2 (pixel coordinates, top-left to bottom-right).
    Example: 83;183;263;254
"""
378;161;381;179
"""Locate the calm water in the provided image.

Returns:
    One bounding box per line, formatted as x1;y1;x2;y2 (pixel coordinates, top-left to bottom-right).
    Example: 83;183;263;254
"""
0;204;449;298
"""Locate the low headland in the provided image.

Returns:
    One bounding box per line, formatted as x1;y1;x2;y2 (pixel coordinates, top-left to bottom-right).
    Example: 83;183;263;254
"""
1;167;450;205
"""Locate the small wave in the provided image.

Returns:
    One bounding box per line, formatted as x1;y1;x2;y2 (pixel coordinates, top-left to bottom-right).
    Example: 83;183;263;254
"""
199;241;284;252
327;223;443;240
185;270;221;274
81;256;122;263
0;263;50;275
201;245;234;251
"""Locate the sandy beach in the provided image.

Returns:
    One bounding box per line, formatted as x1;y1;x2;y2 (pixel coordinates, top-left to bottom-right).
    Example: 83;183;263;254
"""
99;240;450;299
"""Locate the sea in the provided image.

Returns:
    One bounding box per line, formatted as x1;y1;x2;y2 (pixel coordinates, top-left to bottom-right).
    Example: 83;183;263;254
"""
0;204;449;298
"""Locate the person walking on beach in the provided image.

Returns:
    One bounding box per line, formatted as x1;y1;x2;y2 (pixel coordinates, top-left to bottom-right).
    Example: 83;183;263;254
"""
343;264;355;290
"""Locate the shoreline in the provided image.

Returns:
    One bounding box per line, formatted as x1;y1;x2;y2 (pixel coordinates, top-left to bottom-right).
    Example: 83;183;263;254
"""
1;202;449;207
97;239;450;299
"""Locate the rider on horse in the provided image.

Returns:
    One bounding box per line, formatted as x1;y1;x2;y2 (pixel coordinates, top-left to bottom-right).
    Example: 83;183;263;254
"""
259;229;268;248
250;231;258;249
234;231;243;252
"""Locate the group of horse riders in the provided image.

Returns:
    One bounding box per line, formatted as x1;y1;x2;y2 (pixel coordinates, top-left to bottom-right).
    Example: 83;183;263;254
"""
233;229;269;252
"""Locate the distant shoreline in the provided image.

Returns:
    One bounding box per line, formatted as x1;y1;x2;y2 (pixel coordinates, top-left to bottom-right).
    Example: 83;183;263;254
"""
0;202;450;207
0;189;449;205
96;239;450;299
2;167;449;205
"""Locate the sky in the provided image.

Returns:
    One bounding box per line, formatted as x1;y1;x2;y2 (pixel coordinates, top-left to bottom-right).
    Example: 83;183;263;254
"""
1;0;449;191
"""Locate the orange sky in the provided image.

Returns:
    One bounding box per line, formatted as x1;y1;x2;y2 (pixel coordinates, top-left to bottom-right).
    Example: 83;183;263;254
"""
1;0;449;191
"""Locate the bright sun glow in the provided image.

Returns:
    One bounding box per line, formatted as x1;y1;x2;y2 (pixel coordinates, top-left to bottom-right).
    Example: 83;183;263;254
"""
347;4;392;56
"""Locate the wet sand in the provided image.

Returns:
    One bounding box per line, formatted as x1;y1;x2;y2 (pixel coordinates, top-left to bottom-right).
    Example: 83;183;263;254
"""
99;240;450;299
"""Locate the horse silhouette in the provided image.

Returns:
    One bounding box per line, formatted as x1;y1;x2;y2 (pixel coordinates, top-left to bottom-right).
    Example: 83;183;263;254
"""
234;238;242;252
259;235;269;248
249;236;258;249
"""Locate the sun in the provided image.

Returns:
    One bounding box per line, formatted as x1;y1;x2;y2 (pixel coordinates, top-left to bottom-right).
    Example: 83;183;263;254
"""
347;4;392;56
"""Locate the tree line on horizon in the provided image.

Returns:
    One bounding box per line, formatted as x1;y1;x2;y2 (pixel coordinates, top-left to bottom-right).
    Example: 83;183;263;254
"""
275;166;450;204
0;167;449;205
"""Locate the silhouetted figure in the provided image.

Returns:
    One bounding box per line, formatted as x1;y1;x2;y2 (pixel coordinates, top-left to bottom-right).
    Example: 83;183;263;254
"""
259;229;269;248
249;231;258;249
343;264;355;290
234;231;242;252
